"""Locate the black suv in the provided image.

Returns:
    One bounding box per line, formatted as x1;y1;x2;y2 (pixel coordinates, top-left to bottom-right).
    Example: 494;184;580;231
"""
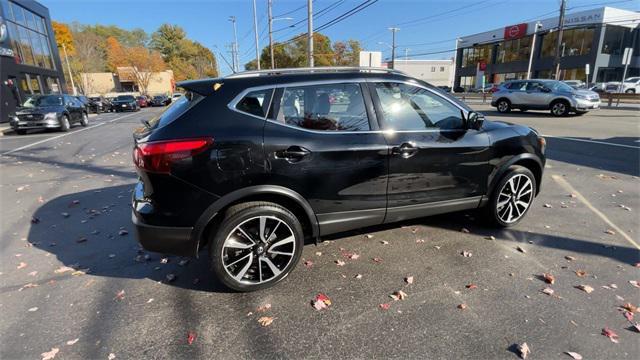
132;68;546;291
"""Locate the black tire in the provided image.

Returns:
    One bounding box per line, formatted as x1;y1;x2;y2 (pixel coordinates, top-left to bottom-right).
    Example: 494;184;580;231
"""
209;201;304;292
550;100;570;117
59;115;70;132
80;112;89;126
483;165;536;227
496;99;511;113
15;129;27;135
625;89;635;94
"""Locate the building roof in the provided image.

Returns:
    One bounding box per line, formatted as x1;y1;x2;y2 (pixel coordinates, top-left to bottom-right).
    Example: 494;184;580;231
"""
459;7;639;46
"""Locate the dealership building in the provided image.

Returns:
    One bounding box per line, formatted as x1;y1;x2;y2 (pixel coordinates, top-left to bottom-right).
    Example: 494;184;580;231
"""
454;7;639;90
0;0;66;123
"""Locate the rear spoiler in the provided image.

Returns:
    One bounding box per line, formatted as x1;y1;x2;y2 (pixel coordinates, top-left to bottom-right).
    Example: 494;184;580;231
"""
176;78;225;96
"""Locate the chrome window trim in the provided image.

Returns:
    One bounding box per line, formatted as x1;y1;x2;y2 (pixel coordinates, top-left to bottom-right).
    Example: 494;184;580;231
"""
227;78;471;134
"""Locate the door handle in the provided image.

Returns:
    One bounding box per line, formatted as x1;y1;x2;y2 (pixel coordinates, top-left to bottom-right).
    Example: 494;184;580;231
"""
391;143;418;158
275;146;310;162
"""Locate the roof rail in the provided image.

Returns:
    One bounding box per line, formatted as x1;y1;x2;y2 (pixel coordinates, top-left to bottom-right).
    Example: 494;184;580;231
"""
226;66;407;79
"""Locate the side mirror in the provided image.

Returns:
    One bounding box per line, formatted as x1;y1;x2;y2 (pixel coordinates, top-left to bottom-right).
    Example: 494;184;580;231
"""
467;111;485;130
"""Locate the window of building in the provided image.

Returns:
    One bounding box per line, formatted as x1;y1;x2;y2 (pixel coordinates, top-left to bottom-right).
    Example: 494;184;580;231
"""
431;66;436;72
440;66;445;72
559;67;586;81
27;74;43;94
602;25;629;55
461;44;493;68
277;83;370;131
541;27;595;58
374;82;463;130
496;35;532;63
5;1;55;69
493;72;527;84
459;76;476;90
236;89;272;118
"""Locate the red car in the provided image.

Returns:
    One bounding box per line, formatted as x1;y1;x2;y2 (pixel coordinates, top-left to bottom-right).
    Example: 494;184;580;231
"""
136;96;149;108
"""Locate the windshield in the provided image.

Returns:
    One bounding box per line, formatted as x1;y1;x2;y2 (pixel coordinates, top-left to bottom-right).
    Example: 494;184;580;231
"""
624;77;640;83
116;95;135;101
154;96;164;100
22;96;63;108
546;81;574;92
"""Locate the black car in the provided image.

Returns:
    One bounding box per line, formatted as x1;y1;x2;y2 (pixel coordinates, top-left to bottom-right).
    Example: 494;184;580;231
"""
75;95;92;112
150;95;170;106
10;94;89;134
111;95;140;112
88;96;112;113
132;68;546;291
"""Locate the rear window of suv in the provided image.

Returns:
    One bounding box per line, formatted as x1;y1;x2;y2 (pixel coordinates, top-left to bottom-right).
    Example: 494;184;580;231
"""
147;91;203;129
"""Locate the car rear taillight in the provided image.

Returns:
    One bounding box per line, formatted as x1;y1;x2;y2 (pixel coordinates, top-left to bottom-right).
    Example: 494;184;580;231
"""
133;138;213;174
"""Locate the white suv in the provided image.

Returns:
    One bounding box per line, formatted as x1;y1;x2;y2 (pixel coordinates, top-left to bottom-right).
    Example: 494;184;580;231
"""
605;77;640;93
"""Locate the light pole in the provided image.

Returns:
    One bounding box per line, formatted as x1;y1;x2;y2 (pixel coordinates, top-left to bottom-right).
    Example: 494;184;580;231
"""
404;48;410;63
267;0;294;70
307;0;314;67
553;0;567;79
252;0;260;70
228;16;239;72
61;43;76;95
388;27;399;69
527;22;542;79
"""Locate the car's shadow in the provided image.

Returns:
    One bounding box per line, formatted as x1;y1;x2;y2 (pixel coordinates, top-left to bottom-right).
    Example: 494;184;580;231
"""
28;184;640;294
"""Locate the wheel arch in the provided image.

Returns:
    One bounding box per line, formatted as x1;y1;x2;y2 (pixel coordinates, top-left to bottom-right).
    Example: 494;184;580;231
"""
489;154;543;198
192;185;320;255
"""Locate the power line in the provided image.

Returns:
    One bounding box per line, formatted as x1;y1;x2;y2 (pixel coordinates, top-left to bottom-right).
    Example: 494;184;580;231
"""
273;0;313;18
272;0;344;34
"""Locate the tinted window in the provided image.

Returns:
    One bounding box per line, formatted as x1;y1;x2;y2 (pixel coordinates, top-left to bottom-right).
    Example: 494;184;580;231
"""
236;89;271;118
116;95;135;101
147;92;203;129
277;83;369;131
506;81;526;90
374;82;464;130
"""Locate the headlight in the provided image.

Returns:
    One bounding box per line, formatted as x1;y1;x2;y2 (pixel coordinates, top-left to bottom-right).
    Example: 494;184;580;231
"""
574;94;588;100
44;112;58;120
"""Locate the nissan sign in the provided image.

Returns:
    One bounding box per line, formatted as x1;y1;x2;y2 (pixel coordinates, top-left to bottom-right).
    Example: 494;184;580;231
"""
504;23;527;40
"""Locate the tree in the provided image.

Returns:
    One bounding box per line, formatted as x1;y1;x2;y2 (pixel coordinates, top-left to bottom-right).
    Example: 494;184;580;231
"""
52;21;75;55
105;37;127;71
333;39;362;66
127;47;166;95
151;24;187;62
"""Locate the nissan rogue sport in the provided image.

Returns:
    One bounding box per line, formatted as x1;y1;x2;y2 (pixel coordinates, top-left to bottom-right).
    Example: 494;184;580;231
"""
132;67;546;291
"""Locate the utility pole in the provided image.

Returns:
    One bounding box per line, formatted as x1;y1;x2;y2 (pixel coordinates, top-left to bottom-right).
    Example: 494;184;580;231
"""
229;16;239;72
552;0;566;80
252;0;261;70
61;42;76;95
404;48;410;63
268;0;274;69
527;22;542;79
388;27;399;69
307;0;314;67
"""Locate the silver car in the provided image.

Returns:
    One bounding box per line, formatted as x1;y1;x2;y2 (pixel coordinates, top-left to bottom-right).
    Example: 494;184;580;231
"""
491;79;600;116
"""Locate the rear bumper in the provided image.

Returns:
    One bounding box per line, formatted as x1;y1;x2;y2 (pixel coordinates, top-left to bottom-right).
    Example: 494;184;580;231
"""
132;211;195;257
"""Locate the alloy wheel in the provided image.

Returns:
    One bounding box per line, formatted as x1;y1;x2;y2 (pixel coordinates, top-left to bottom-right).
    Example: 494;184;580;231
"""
496;174;533;224
551;102;567;116
221;216;296;285
498;101;509;112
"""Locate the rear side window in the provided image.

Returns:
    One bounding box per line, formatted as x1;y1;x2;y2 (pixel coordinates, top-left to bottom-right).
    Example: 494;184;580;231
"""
147;91;203;129
276;83;370;131
506;81;526;90
235;89;272;118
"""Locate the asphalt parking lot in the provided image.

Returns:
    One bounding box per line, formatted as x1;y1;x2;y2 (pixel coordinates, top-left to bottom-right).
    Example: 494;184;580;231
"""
0;105;638;359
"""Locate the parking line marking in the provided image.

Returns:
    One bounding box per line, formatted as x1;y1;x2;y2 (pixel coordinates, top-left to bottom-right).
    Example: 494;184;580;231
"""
542;135;640;149
0;112;139;156
551;174;640;250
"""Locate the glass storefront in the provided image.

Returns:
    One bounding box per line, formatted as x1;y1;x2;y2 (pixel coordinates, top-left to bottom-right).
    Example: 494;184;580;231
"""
461;44;493;68
492;72;527;84
496;36;532;63
541;28;594;58
5;1;56;70
459;76;476;90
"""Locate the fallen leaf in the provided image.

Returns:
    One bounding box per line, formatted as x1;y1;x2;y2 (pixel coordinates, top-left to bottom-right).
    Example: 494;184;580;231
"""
28;271;38;276
257;303;271;312
620;303;638;313
565;351;582;360
575;270;587;277
364;234;374;239
576;285;594;294
108;353;116;360
517;342;530;359
187;331;196;345
543;273;555;284
623;311;634;322
347;253;360;260
466;284;478;290
416;239;425;243
565;255;576;261
486;235;496;240
312;293;331;310
541;287;555;296
18;283;38;291
17;262;27;269
28;307;38;312
315;251;322;256
604;229;615;235
602;327;619;343
517;246;526;253
379;303;391;310
147;298;154;303
66;338;79;345
258;316;275;327
461;228;470;233
633;323;640;332
457;303;468;310
118;229;129;236
335;260;345;266
461;251;472;257
390;290;408;301
372;257;383;263
303;260;313;268
380;241;389;245
54;266;74;274
629;280;640;288
41;347;59;360
61;212;70;218
543;203;553;208
405;276;414;284
114;290;125;301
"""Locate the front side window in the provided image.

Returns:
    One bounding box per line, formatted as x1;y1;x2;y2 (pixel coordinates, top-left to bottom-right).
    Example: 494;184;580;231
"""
236;89;272;118
277;83;370;131
374;82;464;131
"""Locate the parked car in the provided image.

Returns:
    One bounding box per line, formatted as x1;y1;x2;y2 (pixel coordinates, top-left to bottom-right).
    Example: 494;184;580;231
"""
137;96;150;108
589;83;607;94
605;77;640;93
562;80;586;90
88;96;111;113
9;94;88;134
111;95;140;112
436;85;451;93
132;67;547;291
492;79;600;116
150;95;170;106
472;83;497;93
75;95;92;113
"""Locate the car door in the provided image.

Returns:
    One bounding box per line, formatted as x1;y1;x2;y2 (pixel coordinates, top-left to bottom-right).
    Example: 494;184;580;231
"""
261;80;389;236
505;81;527;105
522;81;554;108
62;96;77;120
368;81;492;223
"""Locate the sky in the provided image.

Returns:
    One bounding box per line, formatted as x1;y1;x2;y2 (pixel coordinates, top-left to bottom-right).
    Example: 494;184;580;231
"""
40;0;639;75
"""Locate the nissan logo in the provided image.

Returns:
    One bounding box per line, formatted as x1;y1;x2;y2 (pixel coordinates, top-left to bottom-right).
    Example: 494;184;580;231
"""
508;25;521;38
